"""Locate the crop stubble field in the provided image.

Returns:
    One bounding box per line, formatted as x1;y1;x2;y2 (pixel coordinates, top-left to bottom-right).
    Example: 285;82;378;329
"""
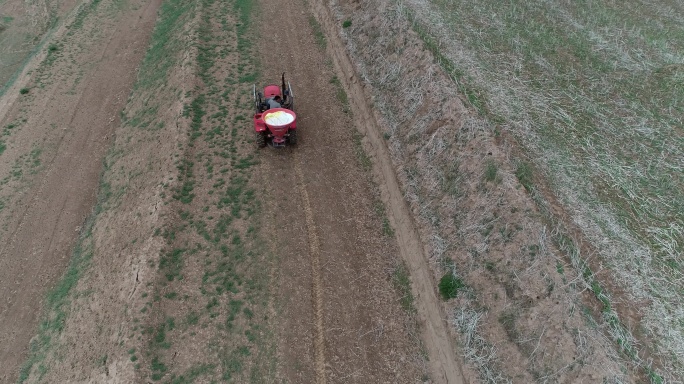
331;0;682;382
0;0;681;382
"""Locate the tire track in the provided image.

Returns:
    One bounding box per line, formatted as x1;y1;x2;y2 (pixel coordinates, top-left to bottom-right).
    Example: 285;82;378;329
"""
294;151;327;384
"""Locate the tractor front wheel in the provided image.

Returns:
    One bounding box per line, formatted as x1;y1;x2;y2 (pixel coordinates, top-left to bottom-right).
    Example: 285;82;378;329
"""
255;132;266;148
287;130;297;145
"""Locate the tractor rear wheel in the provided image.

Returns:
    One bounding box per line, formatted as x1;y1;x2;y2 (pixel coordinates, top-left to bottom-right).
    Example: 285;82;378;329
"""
255;132;266;148
287;130;297;145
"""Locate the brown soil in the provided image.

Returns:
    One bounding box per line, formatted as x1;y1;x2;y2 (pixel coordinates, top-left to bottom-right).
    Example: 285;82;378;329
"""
0;0;469;383
0;0;162;381
256;0;468;381
5;0;640;382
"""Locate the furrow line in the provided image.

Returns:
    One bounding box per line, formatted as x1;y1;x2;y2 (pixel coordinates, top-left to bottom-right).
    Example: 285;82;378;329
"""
294;151;327;384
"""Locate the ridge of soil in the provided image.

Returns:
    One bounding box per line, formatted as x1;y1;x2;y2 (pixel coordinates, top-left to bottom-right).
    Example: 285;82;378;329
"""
0;0;162;381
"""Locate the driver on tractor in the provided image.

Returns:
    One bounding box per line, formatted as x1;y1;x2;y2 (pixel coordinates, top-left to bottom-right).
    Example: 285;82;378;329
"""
266;95;282;109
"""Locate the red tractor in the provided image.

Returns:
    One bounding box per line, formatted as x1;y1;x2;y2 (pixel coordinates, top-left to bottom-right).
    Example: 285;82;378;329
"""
253;73;297;148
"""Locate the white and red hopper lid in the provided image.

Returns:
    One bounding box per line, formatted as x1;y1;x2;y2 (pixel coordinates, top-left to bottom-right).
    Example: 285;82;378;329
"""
262;108;296;128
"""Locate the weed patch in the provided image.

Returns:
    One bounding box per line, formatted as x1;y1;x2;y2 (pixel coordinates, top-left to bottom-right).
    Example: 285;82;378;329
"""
309;16;326;49
484;159;498;182
438;272;463;300
514;161;533;192
68;0;103;34
392;262;415;313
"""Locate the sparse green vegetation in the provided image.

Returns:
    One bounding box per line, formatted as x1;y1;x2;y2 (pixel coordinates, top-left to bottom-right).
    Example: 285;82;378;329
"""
68;0;103;34
0;9;56;96
43;43;62;68
308;16;326;49
390;0;684;378
514;161;533;192
441;161;461;197
374;199;395;237
330;75;349;107
498;311;517;341
352;130;372;171
484;159;498;182
18;0;679;381
406;10;486;115
159;248;185;281
135;0;275;381
382;217;394;237
134;0;194;90
13;0;276;380
169;364;215;383
392;262;415;313
17;179;105;382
